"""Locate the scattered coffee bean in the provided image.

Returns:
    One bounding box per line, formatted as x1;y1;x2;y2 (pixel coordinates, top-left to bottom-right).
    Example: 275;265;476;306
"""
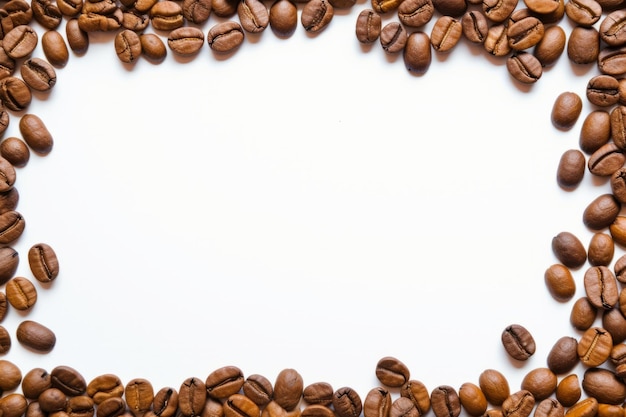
16;321;55;353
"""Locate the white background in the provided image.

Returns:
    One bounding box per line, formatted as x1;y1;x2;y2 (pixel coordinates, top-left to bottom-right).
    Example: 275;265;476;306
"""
0;2;613;412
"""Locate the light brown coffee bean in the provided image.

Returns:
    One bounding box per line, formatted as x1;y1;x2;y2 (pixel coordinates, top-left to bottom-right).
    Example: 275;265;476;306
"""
479;370;510;406
610;215;626;246
583;194;620;230
363;387;391;417
0;360;20;392
125;379;153;417
16;320;55;353
269;0;297;37
404;32;431;74
597;404;624;417
483;0;516;23
333;387;362;417
611;106;626;149
398;0;434;28
458;383;487;417
355;9;381;43
588;233;614;266
205;366;244;400
430;15;462;52
544;264;575;301
570;297;598;330
0;210;24;244
589;143;626;177
461;10;488;43
237;0;268;32
502;324;536;361
556;375;580;407
300;0;333;32
139;34;166;63
67;395;95;417
22;368;52;400
380;22;407;53
0;76;30;112
376;357;410;388
4;0;32;26
565;398;598;417
20;58;56;92
6;277;36;310
587;75;620;107
507;16;543;50
41;30;68;67
66;18;88;53
178;378;207;417
3;25;37;59
601;10;626;47
520;368;557;401
150;0;183;30
114;30;141;64
578;327;613;366
534;399;563;417
556;149;585;188
121;10;149;31
390;397;417;417
274;369;303;411
78;9;123;32
39;388;68;413
552;92;582;130
167;27;204;56
96;397;126;417
0;393;28;417
484;24;510;56
0;137;29;167
19;114;53;155
552;231;586;268
430;386;460;417
598;45;626;76
580;110;610;154
0;246;17;286
568;26;599;65
533;24;565;66
502;391;534;417
400;381;430;417
565;0;601;27
208;21;245;53
584;265;619;309
301;405;333;417
260;400;299;417
242;375;273;407
371;0;402;13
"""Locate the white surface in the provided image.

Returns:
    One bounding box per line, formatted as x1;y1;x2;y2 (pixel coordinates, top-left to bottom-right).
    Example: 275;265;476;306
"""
0;3;609;410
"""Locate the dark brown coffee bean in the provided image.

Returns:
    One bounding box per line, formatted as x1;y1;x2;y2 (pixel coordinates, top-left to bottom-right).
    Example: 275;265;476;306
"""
556;149;585;188
242;375;273;407
458;383;487;417
16;321;55;353
404;32;431;73
533;25;565;66
380;22;407;53
167;27;204;56
6;276;36;310
31;0;61;29
333;387;362;417
96;397;126;417
580;110;610;154
556;375;580;407
582;368;626;404
552;92;582;130
589;143;626;176
501;324;536;361
478;370;509;406
66;18;88;53
301;0;333;32
430;15;461;52
39;388;68;413
371;0;402;13
363;387;391;417
237;0;268;32
587;75;620;107
268;0;296;37
207;21;245;51
27;242;58;283
19;114;53;155
431;386;460;417
603;307;626;343
507;16;543;50
588;233;614;266
50;366;85;397
398;0;434;28
3;25;37;59
598;45;626;76
583;194;620;230
0;210;24;244
565;0;601;27
483;0;516;23
568;26;599;65
547;336;579;374
544;264;575;301
461;10;488;43
578;327;613;367
355;9;381;43
502;391;534;417
0;137;29;167
20;58;56;92
376;357;410;388
303;383;333;406
0;189;17;216
552;231;586;268
67;396;95;417
520;368;557;401
432;0;466;16
584;265;619;309
138;34;166;63
22;368;51;399
0;393;27;417
114;29;141;64
179;378;207;417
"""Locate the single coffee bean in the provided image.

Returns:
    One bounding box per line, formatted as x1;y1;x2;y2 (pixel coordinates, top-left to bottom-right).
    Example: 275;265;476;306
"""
149;387;178;417
610;343;626;368
502;391;534;417
0;246;18;285
51;366;86;396
0;360;20;392
3;25;37;59
355;9;381;43
77;9;123;32
28;242;59;283
333;387;362;417
237;0;268;32
0;210;24;244
547;336;578;374
484;24;511;56
565;0;601;27
552;92;582;130
269;0;297;37
501;324;536;361
124;379;153;417
182;0;211;23
556;149;585;188
4;0;32;26
610;215;626;246
22;368;51;400
31;0;61;29
580;110;610;154
0;393;28;417
589;143;626;177
600;10;626;47
303;383;333;406
390;397;418;417
534;399;563;417
458;383;487;417
16;320;56;353
66;18;88;53
430;15;462;52
371;0;402;13
404;32;431;74
121;10;149;31
20;58;56;92
274;369;303;411
582;368;626;404
588;233;614;266
507;16;543;50
568;26;599;65
96;397;126;417
533;24;565;66
598;45;626;76
611;105;626;148
544;264;576;301
430;386;460;417
178;378;207;417
0;327;11;355
520;368;557;401
587;75;620;106
19;114;53;155
0;76;30;112
301;406;334;417
597;405;624;417
400;380;430;416
41;30;68;67
565;398;598;417
584;265;618;309
363;387;391;417
67;395;95;417
38;388;68;413
603;307;626;343
461;10;488;43
376;357;410;388
242;375;273;407
0;157;16;194
482;0;516;23
0;137;29;167
380;22;407;53
149;0;183;30
615;253;626;282
87;374;124;404
478;370;509;406
552;232;586;268
300;0;333;32
570;297;598;330
206;366;244;400
57;0;82;17
139;34;166;63
583;194;620;230
578;327;613;366
114;29;141;64
0;189;17;215
398;0;434;28
167;27;204;56
556;375;580;407
432;0;466;16
82;0;117;16
6;276;36;310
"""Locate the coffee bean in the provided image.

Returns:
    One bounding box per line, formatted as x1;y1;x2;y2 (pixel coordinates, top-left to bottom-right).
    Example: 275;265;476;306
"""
274;369;303;411
520;368;557;401
121;10;149;31
544;264;576;301
16;320;56;353
0;246;17;286
50;366;86;396
570;297;598;330
430;387;460;417
31;0;61;29
501;324;536;361
19;114;53;155
610;215;626;246
6;276;36;310
458;383;487;417
600;10;626;47
376;357;410;388
124;379;153;417
66;18;88;53
355;9;381;43
380;22;407;53
580;110;610;154
333;387;362;417
555;374;580;407
77;10;123;32
556;149;585;188
57;0;82;17
552;92;582;130
150;387;178;417
139;34;166;63
167;27;204;56
404;32;431;74
482;0;516;24
114;29;141;64
269;0;297;37
67;395;95;417
41;30;68;67
178;377;207;417
0;188;17;215
615;254;626;282
429;15;462;52
567;26;599;65
237;0;268;32
149;0;183;31
589;143;626;176
3;25;37;59
28;242;59;283
478;370;509;406
552;231;586;268
484;24;511;56
587;75;620;107
507;16;543;50
584;265;618;309
0;210;24;244
182;0;211;24
398;0;434;28
206;366;244;400
566;398;598;417
502;391;534;417
461;10;488;43
583;194;620;230
371;0;402;13
300;0;333;32
0;76;30;112
597;404;624;417
4;0;32;26
22;368;51;400
534;399;563;417
302;405;334;417
588;233;614;266
578;327;613;367
564;0;601;27
0;393;28;417
363;387;391;417
546;336;578;374
38;388;68;413
581;368;626;404
390;397;418;417
96;397;126;417
242;375;273;407
303;383;333;406
20;58;56;92
602;307;626;343
0;158;16;195
598;45;626;76
0;137;29;167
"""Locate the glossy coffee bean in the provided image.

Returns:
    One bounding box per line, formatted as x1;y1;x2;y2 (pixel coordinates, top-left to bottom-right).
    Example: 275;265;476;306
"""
404;32;431;74
178;378;206;417
269;0;297;37
0;137;29;167
603;307;626;343
598;45;626;76
458;383;487;417
520;368;557;401
400;380;430;416
19;114;52;155
568;26;599;65
376;357;410;388
533;25;565;66
570;297;597;330
589;143;626;177
552;231;586;268
125;379;153;417
363;387;391;417
139;34;166;63
430;15;462;52
556;149;585;188
501;324;536;361
587;75;620;107
398;0;434;28
0;77;31;111
38;388;68;413
20;58;56;92
581;368;626;405
333;387;362;417
303;382;333;406
580;110;610;154
274;369;303;411
66;18;88;54
588;233;614;266
28;243;59;283
556;374;581;407
583;194;620;230
478;369;509;406
610;216;626;246
545;264;576;301
41;30;68;67
301;0;333;32
16;321;56;353
614;254;626;282
206;366;244;400
67;395;95;417
578;327;612;367
430;386;460;417
22;368;52;400
552;92;582;130
243;375;273;407
547;336;578;374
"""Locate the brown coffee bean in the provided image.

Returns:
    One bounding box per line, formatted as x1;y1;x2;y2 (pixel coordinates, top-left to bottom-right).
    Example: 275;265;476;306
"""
430;15;462;52
3;25;37;59
0;76;30;112
0;210;24;244
57;0;82;17
363;387;391;417
589;143;626;176
501;324;536;361
121;10;149;31
601;10;626;47
66;18;88;53
404;32;431;74
580;110;610;154
138;34;166;63
507;16;543;50
333;387;362;417
533;24;565;66
612;106;626;149
242;375;273;407
578;327;613;366
269;0;297;37
371;0;402;13
615;253;626;283
478;370;509;407
50;366;85;396
461;10;488;43
205;366;244;400
6;276;36;310
565;399;598;417
178;378;207;417
587;75;620;107
96;397;126;417
20;58;56;92
597;404;624;417
39;388;68;413
432;0;466;16
484;24;510;56
167;27;204;56
390;397;418;417
520;368;557;401
584;265;619;309
599;45;626;76
552;92;582;130
0;137;29;167
0;393;28;417
28;242;59;283
181;0;211;23
570;297;598;330
16;320;56;353
261;400;299;417
124;379;153;417
303;383;333;406
22;368;51;400
555;375;580;407
534;399;563;417
237;0;268;32
81;0;117;16
583;194;621;230
41;30;68;67
568;26;599;65
274;369;303;411
0;188;17;215
0;360;20;393
0;246;17;285
114;30;141;64
149;387;178;417
603;307;626;343
458;383;487;417
581;368;626;404
19;114;53;155
78;9;123;32
565;0;601;27
588;233;614;266
610;216;626;246
430;386;460;417
375;357;410;388
300;0;333;32
4;0;32;26
67;395;95;417
301;405;334;417
483;0;516;23
398;0;434;28
380;22;407;53
355;9;381;43
32;0;61;29
547;336;578;374
544;264;575;301
552;231;586;268
0;158;16;195
150;1;183;30
556;149;585;188
502;391;535;417
400;381;430;416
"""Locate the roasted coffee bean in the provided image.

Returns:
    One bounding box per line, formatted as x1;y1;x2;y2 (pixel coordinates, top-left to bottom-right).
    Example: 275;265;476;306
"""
274;369;303;411
602;307;626;343
0;246;17;285
430;386;460;417
507;16;543;50
584;265;618;309
578;327;612;367
50;366;85;396
67;395;95;417
461;10;488;43
399;381;429;417
520;368;557;401
300;0;333;32
40;30;67;65
39;388;68;413
22;368;52;399
17;321;55;353
3;25;37;59
0;337;15;364
269;0;297;37
375;357;410;388
601;10;626;47
0;158;16;195
544;264;576;301
612;107;626;150
372;0;402;12
502;391;534;417
178;378;207;417
261;400;300;417
124;379;153;417
533;24;565;66
0;210;24;244
205;366;244;400
580;110;610;154
566;398;598;417
0;393;28;417
555;375;580;407
581;368;626;404
432;0;465;16
583;194;620;230
237;0;268;32
588;233;614;266
567;26;599;65
82;0;118;16
28;243;59;283
148;387;177;417
149;0;183;30
242;375;273;407
587;75;620;106
570;297;597;330
167;27;204;56
4;0;32;26
598;45;626;76
565;0;601;27
182;0;211;23
380;22;407;53
0;360;20;392
482;0;516;23
66;18;88;53
363;387;391;417
552;231;586;268
430;16;461;52
20;114;53;155
121;10;149;32
534;399;563;417
612;216;626;246
0;137;29;167
31;0;61;29
502;324;536;361
6;276;36;310
615;254;626;282
404;32;431;73
77;10;123;32
139;34;166;63
355;9;381;43
597;404;624;417
398;0;434;28
0;76;30;111
303;383;333;406
478;369;509;406
390;397;418;417
484;24;510;56
485;410;504;417
0;48;15;81
556;149;585;188
546;336;578;374
589;143;626;176
610;343;626;368
96;397;126;417
333;387;362;417
57;0;82;17
114;29;141;64
458;383;487;417
20;58;56;92
552;92;582;130
208;21;244;52
302;405;334;417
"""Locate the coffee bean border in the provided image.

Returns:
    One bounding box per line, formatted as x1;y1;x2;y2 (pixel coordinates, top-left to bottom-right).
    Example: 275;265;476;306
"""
0;0;619;417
